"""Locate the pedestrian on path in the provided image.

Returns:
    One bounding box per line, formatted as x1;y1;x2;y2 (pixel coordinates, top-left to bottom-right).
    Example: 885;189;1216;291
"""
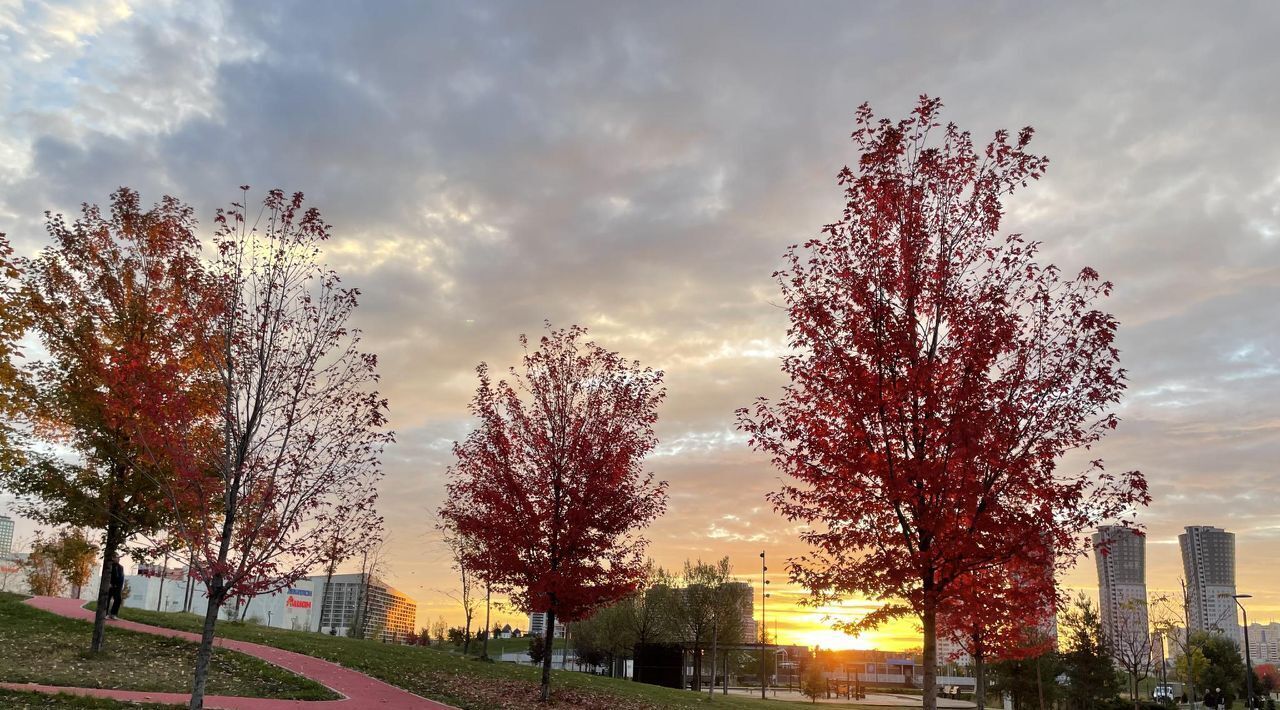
107;555;124;619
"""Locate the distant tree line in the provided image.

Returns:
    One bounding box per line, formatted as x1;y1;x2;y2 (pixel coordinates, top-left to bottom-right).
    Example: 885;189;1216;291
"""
563;557;755;688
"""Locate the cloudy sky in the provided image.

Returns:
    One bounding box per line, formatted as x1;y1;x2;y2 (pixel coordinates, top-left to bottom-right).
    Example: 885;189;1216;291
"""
2;1;1278;649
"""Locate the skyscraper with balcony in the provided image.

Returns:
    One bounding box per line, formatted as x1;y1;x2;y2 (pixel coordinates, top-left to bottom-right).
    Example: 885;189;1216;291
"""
1093;525;1149;649
1179;526;1238;642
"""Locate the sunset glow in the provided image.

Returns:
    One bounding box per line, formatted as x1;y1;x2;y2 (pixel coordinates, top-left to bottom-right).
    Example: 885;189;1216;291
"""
1;2;1279;658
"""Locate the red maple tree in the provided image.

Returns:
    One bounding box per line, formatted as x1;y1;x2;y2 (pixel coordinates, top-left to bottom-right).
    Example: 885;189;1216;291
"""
1256;664;1279;696
737;96;1148;710
168;188;391;710
12;188;217;653
439;324;667;702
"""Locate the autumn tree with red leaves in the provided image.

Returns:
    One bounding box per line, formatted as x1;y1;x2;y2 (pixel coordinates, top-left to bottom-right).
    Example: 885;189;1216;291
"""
0;232;30;474
737;96;1148;710
1256;664;1279;697
171;189;391;710
439;324;667;702
7;189;216;653
939;540;1058;709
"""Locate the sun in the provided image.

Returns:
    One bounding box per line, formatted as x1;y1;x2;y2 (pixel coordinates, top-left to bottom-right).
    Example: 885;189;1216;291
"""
792;626;878;651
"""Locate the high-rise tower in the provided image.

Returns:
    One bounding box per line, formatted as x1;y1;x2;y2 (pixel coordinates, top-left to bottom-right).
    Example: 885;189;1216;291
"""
1179;525;1238;641
1093;525;1148;648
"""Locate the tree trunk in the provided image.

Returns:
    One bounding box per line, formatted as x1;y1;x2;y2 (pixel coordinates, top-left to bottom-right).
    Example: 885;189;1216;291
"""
539;609;556;702
709;620;718;697
1036;654;1045;710
463;612;472;655
189;583;225;710
191;421;240;710
358;573;373;639
974;651;986;710
156;553;168;612
922;599;938;710
90;518;121;653
316;566;335;633
183;547;196;613
481;583;491;660
691;642;702;691
723;648;729;694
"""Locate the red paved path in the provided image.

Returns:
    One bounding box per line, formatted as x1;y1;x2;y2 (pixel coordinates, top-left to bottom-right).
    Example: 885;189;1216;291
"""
1;596;456;709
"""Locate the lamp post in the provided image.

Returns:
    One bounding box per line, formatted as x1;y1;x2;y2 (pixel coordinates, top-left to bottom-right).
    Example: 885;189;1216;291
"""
1229;594;1255;709
760;551;770;700
1158;630;1168;699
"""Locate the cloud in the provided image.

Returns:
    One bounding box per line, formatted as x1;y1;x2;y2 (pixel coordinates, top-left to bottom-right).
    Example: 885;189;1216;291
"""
2;0;1279;640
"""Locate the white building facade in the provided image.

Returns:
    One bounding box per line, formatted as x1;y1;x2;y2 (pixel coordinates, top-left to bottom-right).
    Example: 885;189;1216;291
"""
117;567;417;640
0;515;14;553
121;565;316;631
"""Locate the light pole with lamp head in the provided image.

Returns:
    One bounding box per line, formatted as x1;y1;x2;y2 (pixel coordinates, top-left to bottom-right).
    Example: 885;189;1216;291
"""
1227;594;1255;709
760;551;770;700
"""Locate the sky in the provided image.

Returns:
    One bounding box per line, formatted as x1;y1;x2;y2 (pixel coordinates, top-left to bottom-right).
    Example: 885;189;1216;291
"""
1;1;1278;651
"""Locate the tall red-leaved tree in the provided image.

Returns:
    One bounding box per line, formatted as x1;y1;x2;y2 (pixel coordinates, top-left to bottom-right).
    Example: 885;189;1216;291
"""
439;324;667;702
736;96;1148;710
171;188;391;710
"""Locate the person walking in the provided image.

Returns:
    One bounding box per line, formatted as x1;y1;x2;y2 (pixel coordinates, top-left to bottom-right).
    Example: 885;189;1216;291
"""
107;555;124;620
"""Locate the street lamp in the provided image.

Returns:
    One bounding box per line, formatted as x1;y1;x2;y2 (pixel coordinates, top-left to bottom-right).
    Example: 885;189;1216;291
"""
1226;594;1255;709
1156;630;1168;700
760;551;770;700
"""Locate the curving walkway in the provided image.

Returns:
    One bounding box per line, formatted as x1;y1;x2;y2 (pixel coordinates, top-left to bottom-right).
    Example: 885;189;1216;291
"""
1;596;455;709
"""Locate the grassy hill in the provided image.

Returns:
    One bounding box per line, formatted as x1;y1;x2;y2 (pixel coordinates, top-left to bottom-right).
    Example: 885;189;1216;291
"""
109;605;875;709
0;593;333;702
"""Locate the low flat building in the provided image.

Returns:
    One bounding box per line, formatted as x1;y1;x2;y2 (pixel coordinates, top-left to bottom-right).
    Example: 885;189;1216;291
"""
122;565;318;631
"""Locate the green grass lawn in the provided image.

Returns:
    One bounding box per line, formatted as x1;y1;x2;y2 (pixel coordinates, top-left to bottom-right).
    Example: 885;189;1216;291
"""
109;604;886;709
0;688;181;709
0;593;335;701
